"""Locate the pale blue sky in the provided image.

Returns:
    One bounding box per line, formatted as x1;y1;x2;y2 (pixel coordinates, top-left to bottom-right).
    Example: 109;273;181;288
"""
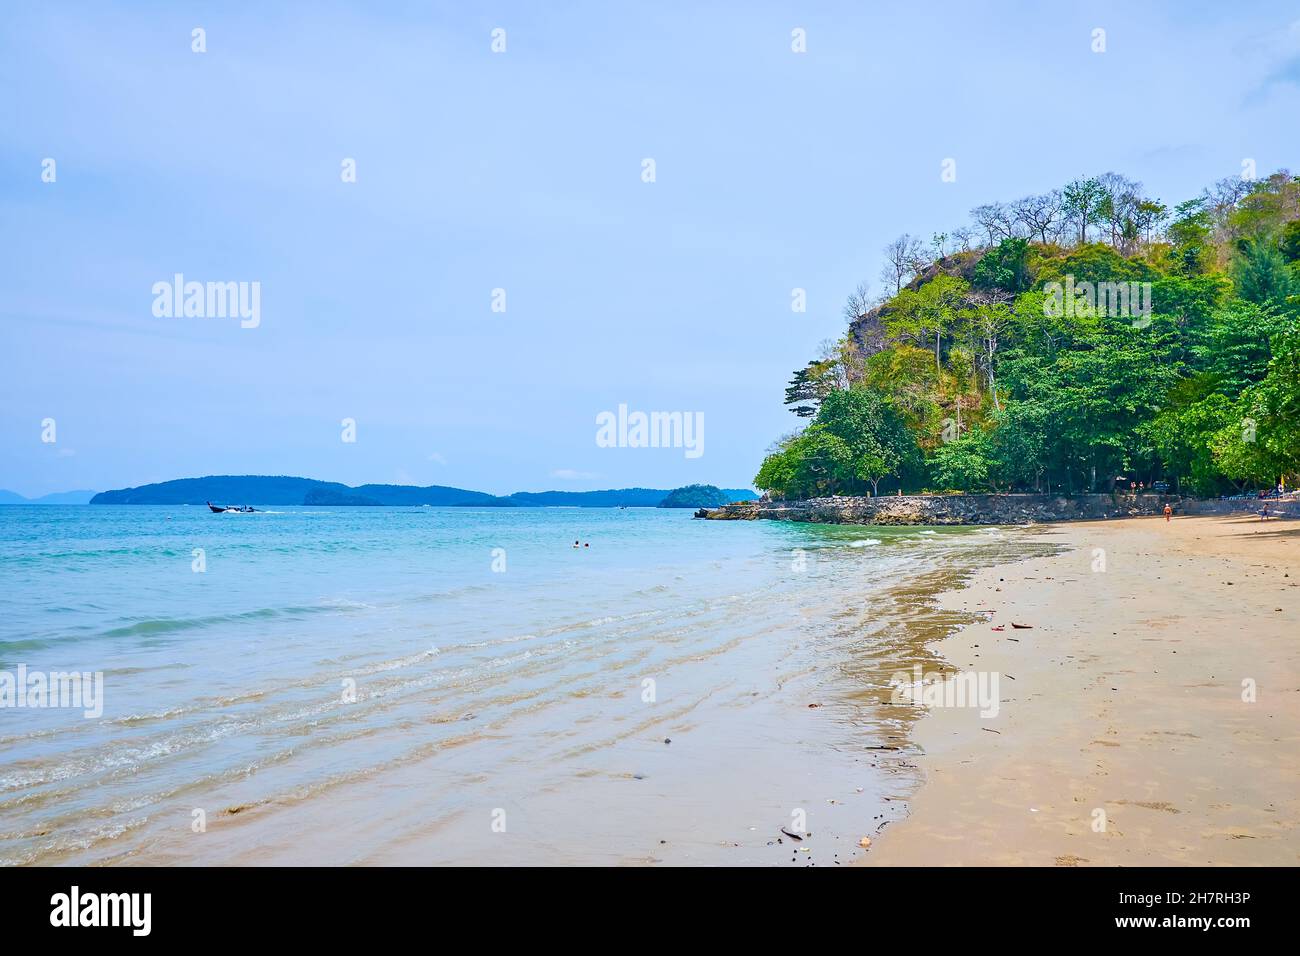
3;1;1298;496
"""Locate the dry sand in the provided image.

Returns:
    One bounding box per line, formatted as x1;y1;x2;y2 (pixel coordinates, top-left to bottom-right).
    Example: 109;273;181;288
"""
866;514;1300;866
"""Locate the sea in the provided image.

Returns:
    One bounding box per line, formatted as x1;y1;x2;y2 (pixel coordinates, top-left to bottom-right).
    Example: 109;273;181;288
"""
0;504;1042;866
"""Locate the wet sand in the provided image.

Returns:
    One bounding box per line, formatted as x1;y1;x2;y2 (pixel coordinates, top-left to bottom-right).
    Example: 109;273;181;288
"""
867;514;1300;866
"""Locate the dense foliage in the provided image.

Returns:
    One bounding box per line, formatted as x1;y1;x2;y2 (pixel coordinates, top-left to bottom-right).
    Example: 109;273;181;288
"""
758;172;1300;498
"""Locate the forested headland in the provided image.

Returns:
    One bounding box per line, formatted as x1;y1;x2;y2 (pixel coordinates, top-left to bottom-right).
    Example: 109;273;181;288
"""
755;171;1300;499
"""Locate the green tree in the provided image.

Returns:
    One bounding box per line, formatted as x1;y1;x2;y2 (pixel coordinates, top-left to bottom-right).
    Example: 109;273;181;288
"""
783;364;829;417
1062;177;1107;244
754;428;853;499
1231;236;1296;307
971;238;1031;292
1251;321;1300;474
930;428;993;491
1279;220;1300;263
815;388;918;495
1166;199;1214;275
887;273;969;372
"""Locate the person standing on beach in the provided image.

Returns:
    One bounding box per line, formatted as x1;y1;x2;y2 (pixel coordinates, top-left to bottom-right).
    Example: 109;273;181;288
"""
1164;503;1172;522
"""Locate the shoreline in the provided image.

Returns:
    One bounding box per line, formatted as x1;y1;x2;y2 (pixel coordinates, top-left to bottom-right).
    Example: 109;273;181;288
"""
865;514;1300;866
3;512;1005;866
704;492;1299;526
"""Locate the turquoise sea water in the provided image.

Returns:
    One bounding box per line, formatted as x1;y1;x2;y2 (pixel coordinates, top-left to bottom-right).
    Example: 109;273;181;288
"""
0;505;1029;865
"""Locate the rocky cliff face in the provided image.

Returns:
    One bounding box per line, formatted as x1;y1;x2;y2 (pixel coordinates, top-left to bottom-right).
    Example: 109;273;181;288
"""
701;494;1297;525
847;251;984;354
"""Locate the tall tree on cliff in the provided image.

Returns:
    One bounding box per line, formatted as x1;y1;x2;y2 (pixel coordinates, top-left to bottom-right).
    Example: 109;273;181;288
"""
881;234;925;293
783;365;827;417
1011;191;1065;244
1062;176;1107;244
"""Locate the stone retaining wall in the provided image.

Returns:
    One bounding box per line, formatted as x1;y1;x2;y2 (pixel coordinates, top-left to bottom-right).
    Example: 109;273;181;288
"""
702;493;1299;526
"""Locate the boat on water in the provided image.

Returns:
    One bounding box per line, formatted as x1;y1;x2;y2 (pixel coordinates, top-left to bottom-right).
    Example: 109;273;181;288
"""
207;501;257;513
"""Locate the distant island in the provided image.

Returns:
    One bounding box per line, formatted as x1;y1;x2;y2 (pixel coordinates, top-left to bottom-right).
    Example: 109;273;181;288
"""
0;489;98;505
87;476;756;508
657;484;737;508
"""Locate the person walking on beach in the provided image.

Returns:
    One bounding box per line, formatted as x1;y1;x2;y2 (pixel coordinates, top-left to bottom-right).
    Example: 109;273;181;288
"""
1164;503;1172;522
1261;502;1270;521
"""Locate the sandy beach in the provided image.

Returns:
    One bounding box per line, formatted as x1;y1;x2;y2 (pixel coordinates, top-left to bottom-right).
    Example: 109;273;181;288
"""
868;513;1300;866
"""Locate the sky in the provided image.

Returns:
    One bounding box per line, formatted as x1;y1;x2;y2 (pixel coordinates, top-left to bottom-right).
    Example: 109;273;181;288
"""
2;1;1299;497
